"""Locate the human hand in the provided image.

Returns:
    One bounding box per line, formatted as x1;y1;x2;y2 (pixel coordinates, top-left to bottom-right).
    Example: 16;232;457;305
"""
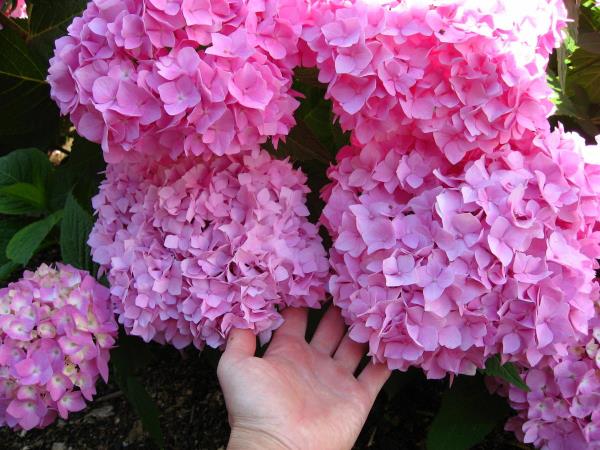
217;306;391;450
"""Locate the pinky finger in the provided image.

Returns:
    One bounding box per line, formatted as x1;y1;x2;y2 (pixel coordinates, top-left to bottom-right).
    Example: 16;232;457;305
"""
358;361;391;403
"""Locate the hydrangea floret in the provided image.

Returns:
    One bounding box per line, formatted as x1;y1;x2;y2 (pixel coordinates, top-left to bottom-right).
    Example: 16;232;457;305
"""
0;264;118;430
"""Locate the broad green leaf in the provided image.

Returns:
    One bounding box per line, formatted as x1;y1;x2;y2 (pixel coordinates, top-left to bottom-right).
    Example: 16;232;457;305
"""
27;0;87;60
0;26;59;146
123;377;165;449
6;209;62;265
274;120;333;164
0;182;45;209
568;48;600;103
579;32;600;54
0;147;51;187
482;355;530;392
111;334;163;449
427;376;511;450
60;193;94;271
0;148;50;214
0;195;43;215
0;261;20;282
0;217;28;264
110;332;155;379
0;25;46;83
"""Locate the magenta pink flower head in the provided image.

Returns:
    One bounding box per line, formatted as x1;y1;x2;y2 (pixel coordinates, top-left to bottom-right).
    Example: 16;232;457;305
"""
301;0;567;163
88;149;329;349
0;264;118;431
47;0;307;163
489;314;600;450
321;127;600;378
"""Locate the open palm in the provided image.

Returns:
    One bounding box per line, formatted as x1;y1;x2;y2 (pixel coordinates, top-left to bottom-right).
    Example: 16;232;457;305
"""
217;307;390;450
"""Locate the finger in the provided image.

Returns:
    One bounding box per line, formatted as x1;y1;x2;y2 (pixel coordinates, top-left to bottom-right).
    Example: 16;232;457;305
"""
333;334;367;372
358;362;391;402
222;328;256;363
310;306;346;355
273;307;308;340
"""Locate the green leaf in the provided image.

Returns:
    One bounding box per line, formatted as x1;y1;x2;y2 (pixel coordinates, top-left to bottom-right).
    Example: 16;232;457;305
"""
124;376;165;449
0;261;20;281
569;48;600;103
482;355;530;392
0;26;60;147
274;120;333;164
579;32;600;54
0;217;26;279
0;182;45;208
0;149;50;214
26;0;87;60
60;193;94;272
6;209;62;265
0;25;46;83
0;147;51;187
427;376;511;450
0;217;28;264
111;334;163;449
0;195;43;215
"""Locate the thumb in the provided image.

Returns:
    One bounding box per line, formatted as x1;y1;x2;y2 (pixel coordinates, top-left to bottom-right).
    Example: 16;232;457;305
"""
222;328;257;363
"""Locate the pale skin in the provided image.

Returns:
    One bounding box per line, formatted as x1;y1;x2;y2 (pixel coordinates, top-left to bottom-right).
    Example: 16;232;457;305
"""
217;306;391;450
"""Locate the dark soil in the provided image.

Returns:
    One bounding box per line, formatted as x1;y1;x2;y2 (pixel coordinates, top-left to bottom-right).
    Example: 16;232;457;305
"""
0;342;528;450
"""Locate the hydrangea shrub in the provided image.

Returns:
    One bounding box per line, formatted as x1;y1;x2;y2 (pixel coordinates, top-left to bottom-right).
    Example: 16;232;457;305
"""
1;0;600;448
0;264;118;430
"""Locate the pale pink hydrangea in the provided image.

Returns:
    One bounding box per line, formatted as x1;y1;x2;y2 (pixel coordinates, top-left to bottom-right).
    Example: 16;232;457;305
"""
47;0;307;163
321;127;600;378
88;149;329;349
0;264;118;431
489;314;600;450
0;0;26;28
5;0;26;18
301;0;567;163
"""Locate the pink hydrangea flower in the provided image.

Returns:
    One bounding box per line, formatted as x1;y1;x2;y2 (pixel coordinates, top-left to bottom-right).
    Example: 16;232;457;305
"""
0;264;117;430
301;0;567;163
88;149;329;349
489;314;600;450
321;126;600;378
0;0;26;29
47;0;308;163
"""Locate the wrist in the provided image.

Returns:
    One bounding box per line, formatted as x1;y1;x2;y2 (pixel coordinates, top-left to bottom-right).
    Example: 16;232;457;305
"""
227;426;295;450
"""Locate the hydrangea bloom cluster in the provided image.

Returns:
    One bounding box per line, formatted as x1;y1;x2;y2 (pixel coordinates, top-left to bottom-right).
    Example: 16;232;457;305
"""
88;149;329;349
47;0;306;163
301;0;567;163
489;315;600;449
321;127;600;378
0;264;117;430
